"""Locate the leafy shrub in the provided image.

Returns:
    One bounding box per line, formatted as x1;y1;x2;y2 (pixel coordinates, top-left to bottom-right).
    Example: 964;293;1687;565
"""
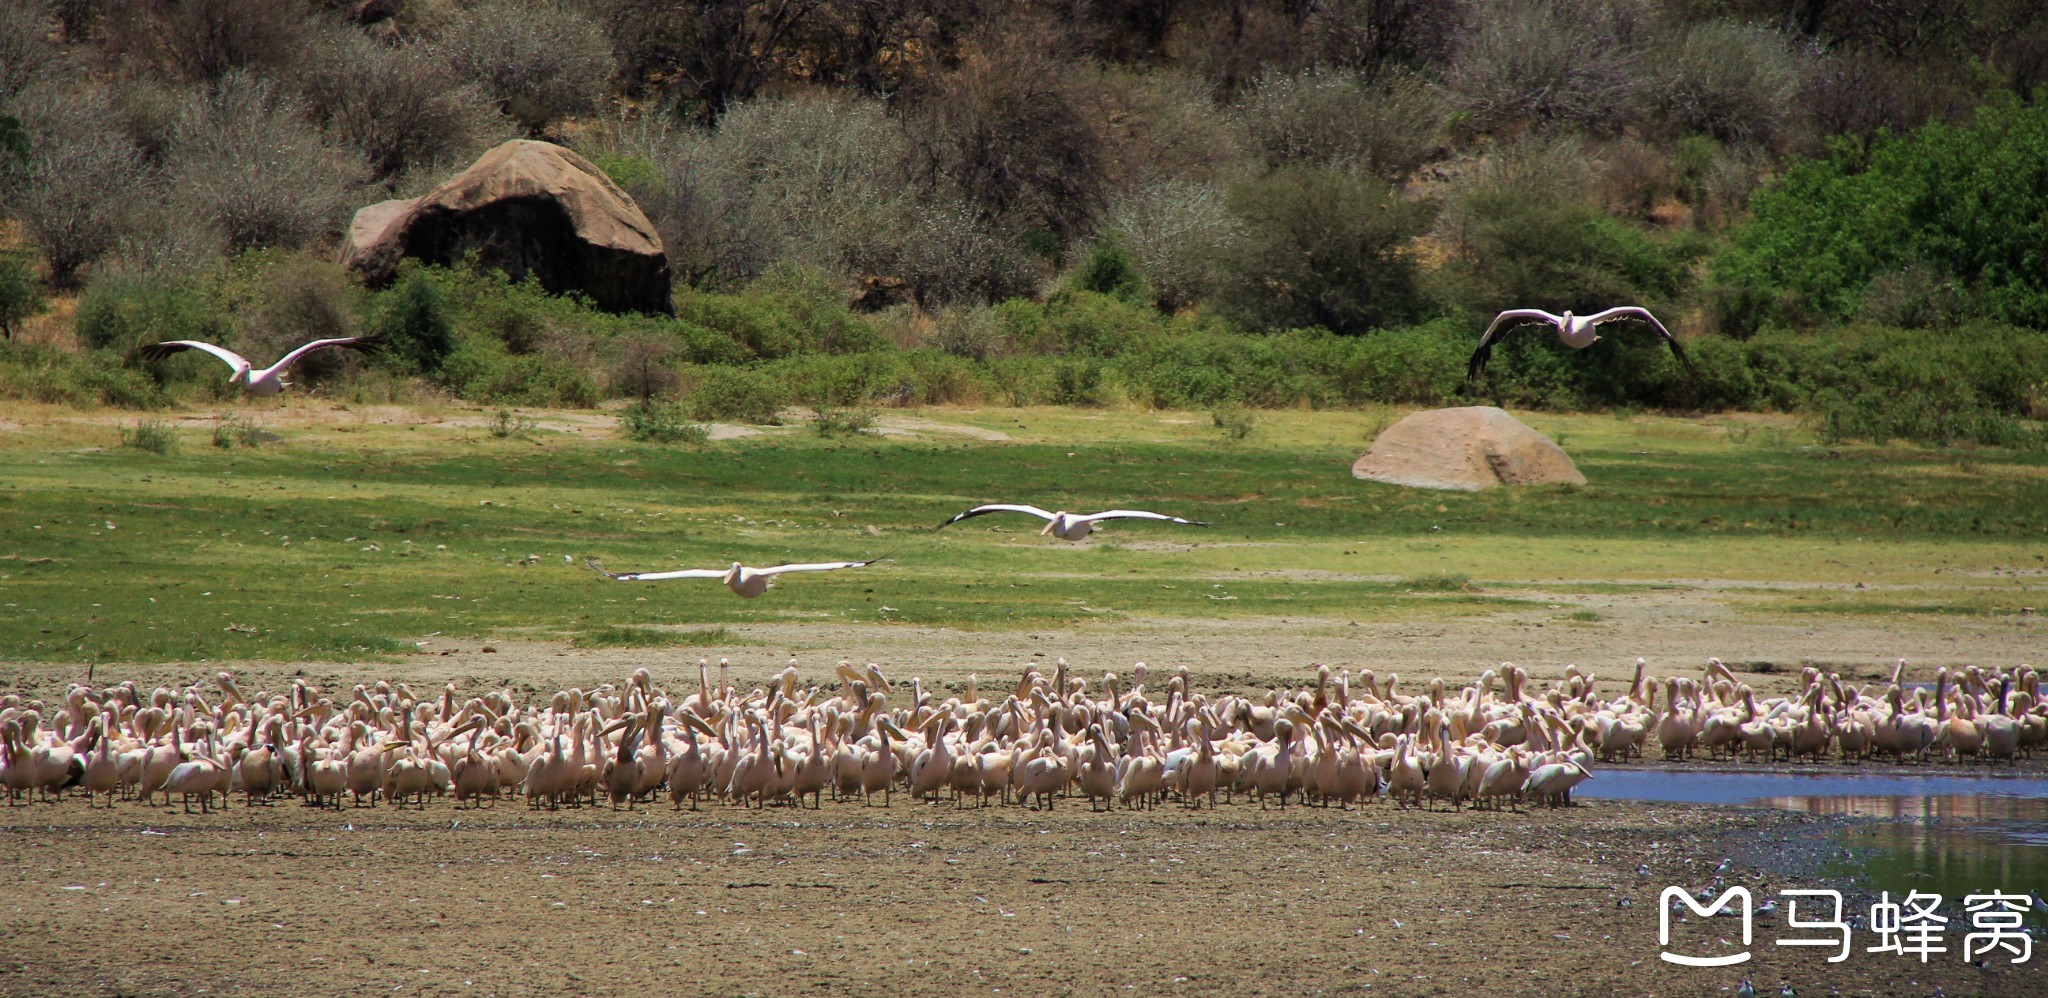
74;268;227;352
674;266;888;359
1713;99;2048;333
0;343;165;408
167;72;368;252
122;418;176;453
487;408;532;438
994;291;1167;358
1441;195;1700;318
211;414;266;449
812;406;877;437
0;252;48;339
620;400;710;444
686;366;785;423
1048;358;1104;406
1069;236;1149;302
439;335;598;407
364;263;456;375
433;0;614;134
1211;402;1256;440
1216;166;1433;335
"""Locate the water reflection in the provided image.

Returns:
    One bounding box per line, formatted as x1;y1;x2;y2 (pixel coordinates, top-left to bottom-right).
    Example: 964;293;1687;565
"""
1582;773;2048;921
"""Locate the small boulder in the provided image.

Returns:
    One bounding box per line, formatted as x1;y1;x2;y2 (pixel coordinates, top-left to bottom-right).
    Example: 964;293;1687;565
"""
341;139;671;314
1351;406;1585;491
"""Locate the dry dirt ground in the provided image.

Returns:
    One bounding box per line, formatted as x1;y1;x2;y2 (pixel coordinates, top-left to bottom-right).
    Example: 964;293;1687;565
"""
3;614;2043;997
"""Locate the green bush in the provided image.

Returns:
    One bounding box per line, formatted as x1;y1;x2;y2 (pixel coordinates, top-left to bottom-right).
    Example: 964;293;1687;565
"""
439;335;598;407
0;252;47;339
1438;188;1701;320
0;343;165;408
620;400;708;444
1713;99;2048;333
121;418;176;453
675;265;889;359
686;366;786;423
365;263;456;375
1216;167;1434;335
74;269;227;352
1069;237;1149;303
993;291;1167;358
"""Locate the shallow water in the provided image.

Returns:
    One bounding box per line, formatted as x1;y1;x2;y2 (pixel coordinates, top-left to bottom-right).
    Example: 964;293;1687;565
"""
1583;770;2048;918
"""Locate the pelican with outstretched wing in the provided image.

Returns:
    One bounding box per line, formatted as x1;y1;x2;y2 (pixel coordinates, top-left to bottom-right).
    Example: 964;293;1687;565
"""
586;556;889;598
1467;306;1694;381
936;503;1206;542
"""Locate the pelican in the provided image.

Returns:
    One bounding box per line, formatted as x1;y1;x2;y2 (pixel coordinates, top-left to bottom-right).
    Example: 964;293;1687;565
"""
586;556;888;598
137;335;378;396
1466;306;1694;380
936;503;1206;541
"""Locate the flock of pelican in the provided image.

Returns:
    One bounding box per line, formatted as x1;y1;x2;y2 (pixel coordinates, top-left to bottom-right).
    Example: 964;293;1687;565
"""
1599;657;2047;764
2;658;1611;814
6;656;2038;815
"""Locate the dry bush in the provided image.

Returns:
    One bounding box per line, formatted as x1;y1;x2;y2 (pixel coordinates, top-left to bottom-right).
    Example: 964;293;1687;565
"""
1102;179;1240;310
606;334;679;399
1592;137;1674;220
1305;0;1467;79
297;34;508;180
925;303;1009;361
1792;50;1974;154
433;0;615;134
1075;68;1252;188
1445;0;1655;134
7;86;153;287
1678;138;1769;233
1165;1;1313;96
0;3;62;104
235;255;365;385
1433;134;1593;251
101;0;320;83
1648;19;1803;148
706;92;910;277
166;72;369;252
1217;166;1434;334
904;28;1108;242
1235;68;1448;179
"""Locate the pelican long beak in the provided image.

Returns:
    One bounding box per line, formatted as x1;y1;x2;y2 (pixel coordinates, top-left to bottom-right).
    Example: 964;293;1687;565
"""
865;664;891;691
1039;517;1058;537
382;741;412;754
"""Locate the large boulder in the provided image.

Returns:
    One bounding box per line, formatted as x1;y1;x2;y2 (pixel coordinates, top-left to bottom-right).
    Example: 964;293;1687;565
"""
341;139;671;314
1351;406;1585;491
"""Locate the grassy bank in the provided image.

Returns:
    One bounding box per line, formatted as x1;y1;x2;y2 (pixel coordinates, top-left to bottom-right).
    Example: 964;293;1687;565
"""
2;405;2043;664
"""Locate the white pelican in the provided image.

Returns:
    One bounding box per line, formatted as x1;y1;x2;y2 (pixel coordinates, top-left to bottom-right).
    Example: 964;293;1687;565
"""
586;556;888;598
1466;306;1694;380
138;335;378;396
936;503;1206;541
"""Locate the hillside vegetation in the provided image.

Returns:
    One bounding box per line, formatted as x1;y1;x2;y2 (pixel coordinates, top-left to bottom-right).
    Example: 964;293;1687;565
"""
3;1;2047;445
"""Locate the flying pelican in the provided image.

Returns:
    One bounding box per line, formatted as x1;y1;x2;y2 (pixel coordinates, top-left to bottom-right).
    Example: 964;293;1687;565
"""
936;504;1206;541
1466;306;1694;380
586;556;889;598
137;335;379;396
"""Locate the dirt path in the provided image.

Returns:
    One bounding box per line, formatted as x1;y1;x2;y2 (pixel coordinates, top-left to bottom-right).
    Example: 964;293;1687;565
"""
0;794;2030;998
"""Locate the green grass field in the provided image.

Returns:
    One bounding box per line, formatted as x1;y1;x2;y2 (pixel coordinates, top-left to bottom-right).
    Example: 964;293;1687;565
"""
2;403;2044;664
